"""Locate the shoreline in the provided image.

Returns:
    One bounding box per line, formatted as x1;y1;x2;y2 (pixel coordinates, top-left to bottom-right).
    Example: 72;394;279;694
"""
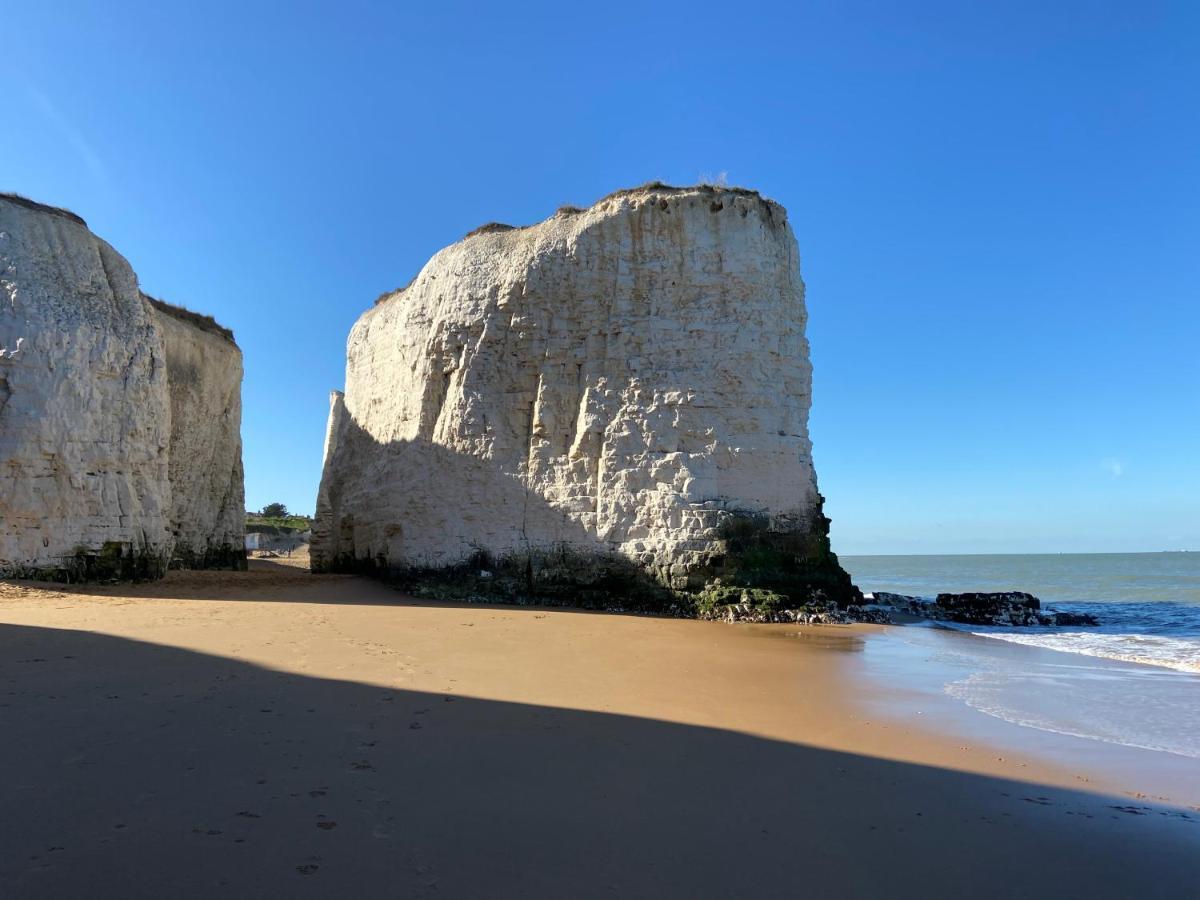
1;562;1197;896
845;624;1200;802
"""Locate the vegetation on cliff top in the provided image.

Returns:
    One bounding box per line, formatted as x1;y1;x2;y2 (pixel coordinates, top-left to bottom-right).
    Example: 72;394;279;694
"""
595;180;767;205
143;293;237;344
462;221;519;239
370;182;778;310
0;192;88;227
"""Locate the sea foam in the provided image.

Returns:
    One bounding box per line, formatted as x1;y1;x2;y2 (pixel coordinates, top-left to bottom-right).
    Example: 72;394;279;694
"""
969;629;1200;673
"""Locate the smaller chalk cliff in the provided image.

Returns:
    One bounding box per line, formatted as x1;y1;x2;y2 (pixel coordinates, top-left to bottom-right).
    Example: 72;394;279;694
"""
313;184;858;615
0;193;245;580
148;295;246;570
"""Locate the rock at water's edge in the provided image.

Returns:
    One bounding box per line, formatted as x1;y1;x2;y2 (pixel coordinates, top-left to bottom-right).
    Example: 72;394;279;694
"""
935;591;1041;625
868;591;1099;627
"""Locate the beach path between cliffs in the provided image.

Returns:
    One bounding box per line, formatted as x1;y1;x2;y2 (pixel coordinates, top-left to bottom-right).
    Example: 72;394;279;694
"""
1;560;1196;899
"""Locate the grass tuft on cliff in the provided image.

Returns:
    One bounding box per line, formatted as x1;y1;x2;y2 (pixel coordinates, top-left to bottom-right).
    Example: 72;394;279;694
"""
463;221;518;239
0;192;88;227
143;293;236;344
596;181;765;205
374;274;419;306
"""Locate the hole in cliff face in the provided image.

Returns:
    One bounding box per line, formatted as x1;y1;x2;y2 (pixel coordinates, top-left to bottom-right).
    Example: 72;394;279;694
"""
710;200;724;212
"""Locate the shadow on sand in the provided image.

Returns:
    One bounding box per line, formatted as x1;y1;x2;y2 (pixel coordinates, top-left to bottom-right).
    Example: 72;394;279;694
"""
2;623;1197;897
1;562;670;619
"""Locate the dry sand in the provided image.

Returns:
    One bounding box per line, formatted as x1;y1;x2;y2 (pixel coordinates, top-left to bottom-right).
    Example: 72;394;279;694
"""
1;558;1196;898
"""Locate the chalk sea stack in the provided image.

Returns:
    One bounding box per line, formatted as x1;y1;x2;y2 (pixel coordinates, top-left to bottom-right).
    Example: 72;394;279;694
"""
0;194;245;580
313;184;858;614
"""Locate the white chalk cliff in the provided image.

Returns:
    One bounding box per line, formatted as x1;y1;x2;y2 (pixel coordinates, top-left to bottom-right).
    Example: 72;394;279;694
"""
313;185;855;606
150;296;246;569
0;194;245;579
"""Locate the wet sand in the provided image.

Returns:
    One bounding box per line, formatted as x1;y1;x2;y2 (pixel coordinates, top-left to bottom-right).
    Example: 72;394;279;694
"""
1;559;1196;898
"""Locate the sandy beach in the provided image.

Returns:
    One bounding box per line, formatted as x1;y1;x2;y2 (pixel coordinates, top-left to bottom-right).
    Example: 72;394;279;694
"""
1;559;1196;898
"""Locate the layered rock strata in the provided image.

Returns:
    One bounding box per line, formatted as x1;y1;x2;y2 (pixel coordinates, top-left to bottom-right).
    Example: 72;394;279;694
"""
0;194;245;580
313;184;857;611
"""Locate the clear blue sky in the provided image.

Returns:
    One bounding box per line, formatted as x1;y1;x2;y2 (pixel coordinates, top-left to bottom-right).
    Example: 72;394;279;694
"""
5;1;1197;554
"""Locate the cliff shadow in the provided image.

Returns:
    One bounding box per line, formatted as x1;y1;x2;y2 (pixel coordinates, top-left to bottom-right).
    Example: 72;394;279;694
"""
1;623;1196;898
313;415;856;613
0;562;671;614
313;418;682;612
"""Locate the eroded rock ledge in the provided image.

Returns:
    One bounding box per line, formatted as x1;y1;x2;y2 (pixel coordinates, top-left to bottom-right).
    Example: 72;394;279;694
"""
313;183;859;615
0;194;245;580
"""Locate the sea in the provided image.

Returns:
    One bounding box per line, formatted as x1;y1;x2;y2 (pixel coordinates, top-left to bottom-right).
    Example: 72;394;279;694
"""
841;552;1200;760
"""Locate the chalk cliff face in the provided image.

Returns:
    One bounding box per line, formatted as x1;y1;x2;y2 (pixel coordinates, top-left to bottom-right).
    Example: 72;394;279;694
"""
151;298;246;569
0;194;245;579
313;185;856;607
